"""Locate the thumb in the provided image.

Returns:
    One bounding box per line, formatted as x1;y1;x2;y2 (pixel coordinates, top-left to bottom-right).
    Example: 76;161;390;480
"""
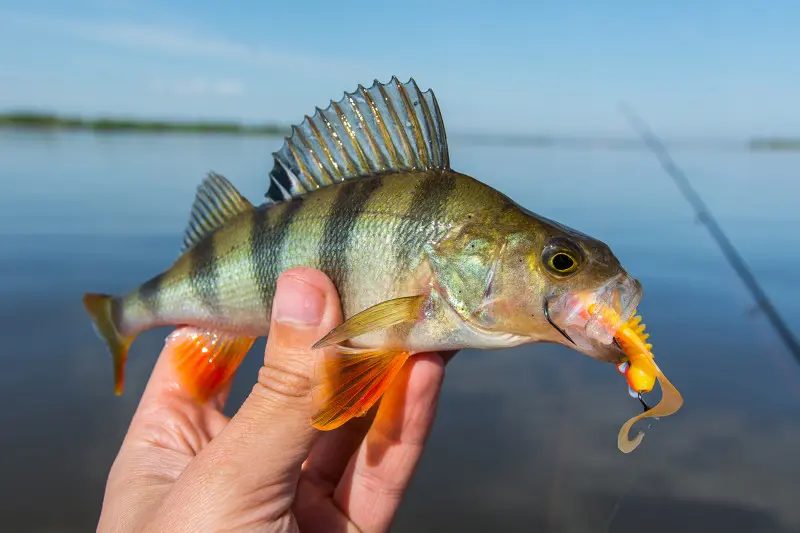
223;267;343;480
150;268;342;530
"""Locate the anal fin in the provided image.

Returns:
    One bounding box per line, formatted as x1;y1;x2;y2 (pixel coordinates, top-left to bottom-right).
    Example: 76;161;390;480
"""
167;327;255;402
311;345;411;431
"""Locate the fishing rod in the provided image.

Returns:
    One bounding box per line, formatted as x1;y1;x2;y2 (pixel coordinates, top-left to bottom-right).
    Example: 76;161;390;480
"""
619;104;800;365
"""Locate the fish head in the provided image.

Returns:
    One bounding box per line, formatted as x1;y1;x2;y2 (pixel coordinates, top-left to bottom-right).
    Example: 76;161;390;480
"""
432;209;641;364
533;231;642;364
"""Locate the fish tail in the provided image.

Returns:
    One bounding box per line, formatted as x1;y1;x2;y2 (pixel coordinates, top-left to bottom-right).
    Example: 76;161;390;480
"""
83;293;133;395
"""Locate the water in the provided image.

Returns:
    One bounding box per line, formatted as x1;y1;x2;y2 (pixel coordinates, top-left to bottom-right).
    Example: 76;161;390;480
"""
1;130;799;533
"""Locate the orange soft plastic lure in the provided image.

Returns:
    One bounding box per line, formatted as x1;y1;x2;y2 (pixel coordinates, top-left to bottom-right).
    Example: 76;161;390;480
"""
587;302;684;452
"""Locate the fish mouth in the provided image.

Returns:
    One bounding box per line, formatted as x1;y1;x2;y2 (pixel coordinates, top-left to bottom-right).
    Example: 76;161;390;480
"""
546;274;644;360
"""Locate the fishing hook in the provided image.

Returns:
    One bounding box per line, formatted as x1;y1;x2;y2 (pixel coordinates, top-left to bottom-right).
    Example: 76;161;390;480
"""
544;299;576;345
638;392;652;412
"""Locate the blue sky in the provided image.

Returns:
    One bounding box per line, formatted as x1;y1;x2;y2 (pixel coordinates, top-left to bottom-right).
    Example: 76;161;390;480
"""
0;1;798;138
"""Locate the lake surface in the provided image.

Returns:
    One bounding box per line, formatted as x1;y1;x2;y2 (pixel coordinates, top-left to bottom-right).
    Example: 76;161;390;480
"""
1;130;799;533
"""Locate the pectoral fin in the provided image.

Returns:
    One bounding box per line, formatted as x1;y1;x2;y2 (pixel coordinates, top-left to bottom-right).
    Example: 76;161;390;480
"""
312;295;425;349
311;345;411;431
167;327;256;403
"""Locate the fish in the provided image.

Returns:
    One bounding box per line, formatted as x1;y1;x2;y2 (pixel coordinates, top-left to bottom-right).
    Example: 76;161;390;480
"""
83;76;682;452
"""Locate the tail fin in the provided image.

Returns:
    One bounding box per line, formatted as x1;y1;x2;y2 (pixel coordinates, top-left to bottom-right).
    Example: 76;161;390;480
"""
83;293;133;395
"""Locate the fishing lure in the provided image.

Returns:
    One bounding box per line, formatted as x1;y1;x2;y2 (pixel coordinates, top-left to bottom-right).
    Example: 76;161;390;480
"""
611;308;683;452
557;290;683;451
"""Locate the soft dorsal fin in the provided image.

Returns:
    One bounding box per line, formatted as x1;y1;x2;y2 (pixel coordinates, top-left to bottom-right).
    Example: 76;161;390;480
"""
265;76;450;203
182;172;253;252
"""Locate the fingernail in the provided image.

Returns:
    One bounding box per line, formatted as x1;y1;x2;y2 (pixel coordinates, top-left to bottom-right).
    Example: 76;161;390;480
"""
274;275;325;326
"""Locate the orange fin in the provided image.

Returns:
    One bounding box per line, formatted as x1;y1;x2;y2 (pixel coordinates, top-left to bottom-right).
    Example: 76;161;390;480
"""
312;295;425;349
166;328;255;403
311;345;410;431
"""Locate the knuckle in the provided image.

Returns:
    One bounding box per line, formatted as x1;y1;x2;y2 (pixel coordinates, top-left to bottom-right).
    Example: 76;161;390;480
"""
139;406;208;456
203;451;242;483
255;360;312;400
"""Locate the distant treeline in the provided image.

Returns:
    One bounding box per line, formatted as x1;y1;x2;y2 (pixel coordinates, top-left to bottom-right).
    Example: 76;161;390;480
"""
2;111;800;151
0;112;290;136
748;138;800;151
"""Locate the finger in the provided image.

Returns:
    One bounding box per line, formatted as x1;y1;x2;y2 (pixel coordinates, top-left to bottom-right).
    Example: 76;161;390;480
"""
147;267;342;529
334;352;446;533
119;328;236;450
98;329;240;533
217;267;342;481
301;350;451;494
293;410;378;533
141;327;239;410
300;395;379;495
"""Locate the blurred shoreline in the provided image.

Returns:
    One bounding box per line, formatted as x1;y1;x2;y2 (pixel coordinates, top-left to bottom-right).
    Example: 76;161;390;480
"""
0;112;288;137
1;111;799;152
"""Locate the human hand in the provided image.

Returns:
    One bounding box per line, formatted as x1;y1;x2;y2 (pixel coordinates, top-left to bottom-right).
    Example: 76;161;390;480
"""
97;267;450;533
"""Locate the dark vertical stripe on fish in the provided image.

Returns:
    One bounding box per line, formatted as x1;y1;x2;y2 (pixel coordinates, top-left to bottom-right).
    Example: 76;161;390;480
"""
251;199;304;312
319;177;384;302
137;272;165;317
190;234;219;313
396;171;458;267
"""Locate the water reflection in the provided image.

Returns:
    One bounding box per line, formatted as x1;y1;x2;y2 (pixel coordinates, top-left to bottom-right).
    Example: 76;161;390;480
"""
1;131;799;532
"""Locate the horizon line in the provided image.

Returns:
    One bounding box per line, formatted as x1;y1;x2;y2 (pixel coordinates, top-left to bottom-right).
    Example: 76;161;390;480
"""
1;110;798;151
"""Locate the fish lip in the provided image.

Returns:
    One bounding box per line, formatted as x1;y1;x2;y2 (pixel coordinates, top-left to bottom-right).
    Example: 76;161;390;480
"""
596;273;643;322
596;275;643;360
544;273;643;361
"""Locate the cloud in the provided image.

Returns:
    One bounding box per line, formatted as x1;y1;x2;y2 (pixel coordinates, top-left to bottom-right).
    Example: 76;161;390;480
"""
147;78;245;97
0;11;363;77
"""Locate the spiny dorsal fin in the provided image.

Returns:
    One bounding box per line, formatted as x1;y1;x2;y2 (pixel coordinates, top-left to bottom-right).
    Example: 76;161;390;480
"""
265;76;450;203
182;172;253;252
